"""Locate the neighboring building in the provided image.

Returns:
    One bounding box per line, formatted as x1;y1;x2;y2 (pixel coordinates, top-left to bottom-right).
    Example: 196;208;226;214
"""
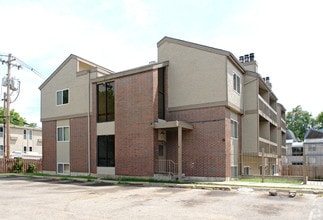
0;124;42;159
285;129;304;165
304;129;323;166
39;37;286;181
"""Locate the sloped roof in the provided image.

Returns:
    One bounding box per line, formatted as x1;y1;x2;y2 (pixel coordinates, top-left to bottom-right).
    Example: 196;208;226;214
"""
39;54;113;90
304;128;323;139
286;129;297;141
157;36;245;73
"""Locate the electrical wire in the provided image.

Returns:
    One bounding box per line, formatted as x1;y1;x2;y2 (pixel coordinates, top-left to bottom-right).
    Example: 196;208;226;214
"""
14;56;46;80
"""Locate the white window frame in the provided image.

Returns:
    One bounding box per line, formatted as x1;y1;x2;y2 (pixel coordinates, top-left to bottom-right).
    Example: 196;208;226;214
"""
57;126;70;142
56;88;69;105
233;72;241;94
57;163;70;174
231;119;238;139
29;130;33;140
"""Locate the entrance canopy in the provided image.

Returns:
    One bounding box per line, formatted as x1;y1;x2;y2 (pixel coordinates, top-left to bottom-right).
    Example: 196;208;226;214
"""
152;120;193;130
152;120;193;181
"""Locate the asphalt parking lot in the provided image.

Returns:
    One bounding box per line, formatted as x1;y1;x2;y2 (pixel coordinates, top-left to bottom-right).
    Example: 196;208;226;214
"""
0;176;322;220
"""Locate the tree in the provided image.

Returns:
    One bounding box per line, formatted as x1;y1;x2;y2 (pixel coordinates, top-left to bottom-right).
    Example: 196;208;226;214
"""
286;105;314;141
314;112;323;130
0;107;27;126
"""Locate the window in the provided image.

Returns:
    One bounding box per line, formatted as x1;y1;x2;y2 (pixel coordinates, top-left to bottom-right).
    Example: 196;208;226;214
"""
292;162;303;165
231;120;238;138
23;146;27;153
97;82;115;122
158;144;164;157
57;163;70;174
308;144;316;152
292;147;303;156
56;89;69;105
233;73;241;93
0;145;3;156
0;127;3;138
158;68;165;120
57;127;70;142
23;129;27;139
29;146;32;152
243;166;250;175
97;135;115;167
29;130;33;140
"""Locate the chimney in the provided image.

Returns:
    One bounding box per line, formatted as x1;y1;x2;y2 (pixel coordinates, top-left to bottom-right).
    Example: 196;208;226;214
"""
240;53;258;72
263;76;272;89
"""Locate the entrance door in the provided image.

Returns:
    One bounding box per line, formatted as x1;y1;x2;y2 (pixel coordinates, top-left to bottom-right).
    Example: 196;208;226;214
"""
158;141;166;173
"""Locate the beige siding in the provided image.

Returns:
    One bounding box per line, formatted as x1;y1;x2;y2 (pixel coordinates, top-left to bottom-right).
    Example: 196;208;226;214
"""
242;114;258;152
97;122;115;135
0;125;42;155
41;59;91;120
158;41;227;109
243;74;258;111
227;60;243;111
56;120;70;163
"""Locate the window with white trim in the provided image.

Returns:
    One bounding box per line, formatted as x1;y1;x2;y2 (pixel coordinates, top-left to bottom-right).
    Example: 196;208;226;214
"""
233;73;241;93
231;119;238;138
57;163;70;174
57;126;70;142
56;89;69;105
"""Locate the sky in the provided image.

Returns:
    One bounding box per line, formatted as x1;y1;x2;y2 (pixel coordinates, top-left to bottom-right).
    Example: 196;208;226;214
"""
0;0;322;127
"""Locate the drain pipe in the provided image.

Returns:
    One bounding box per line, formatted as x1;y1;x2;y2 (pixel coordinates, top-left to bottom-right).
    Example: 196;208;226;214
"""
87;70;91;175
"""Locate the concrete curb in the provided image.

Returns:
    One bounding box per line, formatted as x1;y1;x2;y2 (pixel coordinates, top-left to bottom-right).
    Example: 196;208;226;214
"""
1;173;323;195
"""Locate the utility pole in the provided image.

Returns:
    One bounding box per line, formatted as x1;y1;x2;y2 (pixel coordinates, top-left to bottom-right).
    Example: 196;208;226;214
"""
5;54;12;159
0;53;44;159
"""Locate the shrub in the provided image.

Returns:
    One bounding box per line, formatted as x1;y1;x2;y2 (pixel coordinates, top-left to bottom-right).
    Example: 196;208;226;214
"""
27;163;36;173
13;157;24;173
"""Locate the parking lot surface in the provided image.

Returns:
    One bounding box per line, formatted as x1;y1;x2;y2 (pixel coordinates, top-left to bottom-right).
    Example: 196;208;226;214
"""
0;176;322;219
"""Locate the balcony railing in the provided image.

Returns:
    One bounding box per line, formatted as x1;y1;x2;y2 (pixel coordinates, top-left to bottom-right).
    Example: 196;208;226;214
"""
258;95;277;124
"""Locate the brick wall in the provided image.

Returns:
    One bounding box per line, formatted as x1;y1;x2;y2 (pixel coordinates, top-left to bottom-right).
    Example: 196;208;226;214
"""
70;116;89;173
115;69;158;177
42;120;57;171
167;106;232;178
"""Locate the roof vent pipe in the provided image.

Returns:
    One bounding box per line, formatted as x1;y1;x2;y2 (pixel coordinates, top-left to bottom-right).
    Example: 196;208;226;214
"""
249;53;255;61
244;54;249;62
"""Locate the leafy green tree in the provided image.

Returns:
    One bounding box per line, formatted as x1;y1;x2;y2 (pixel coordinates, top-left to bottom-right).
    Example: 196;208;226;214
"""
286;105;314;140
314;111;323;130
0;107;27;126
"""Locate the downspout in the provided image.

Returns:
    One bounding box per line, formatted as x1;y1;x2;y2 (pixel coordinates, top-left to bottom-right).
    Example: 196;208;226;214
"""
87;71;91;175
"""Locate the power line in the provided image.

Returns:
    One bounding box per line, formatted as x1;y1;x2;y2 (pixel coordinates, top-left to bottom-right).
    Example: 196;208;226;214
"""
0;53;46;80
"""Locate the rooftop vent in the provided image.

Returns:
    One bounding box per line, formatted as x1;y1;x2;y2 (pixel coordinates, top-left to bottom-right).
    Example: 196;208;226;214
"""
239;53;255;63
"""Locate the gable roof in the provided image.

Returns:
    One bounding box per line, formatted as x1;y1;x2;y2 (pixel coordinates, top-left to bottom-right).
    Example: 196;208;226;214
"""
304;128;323;139
157;36;245;73
39;54;114;90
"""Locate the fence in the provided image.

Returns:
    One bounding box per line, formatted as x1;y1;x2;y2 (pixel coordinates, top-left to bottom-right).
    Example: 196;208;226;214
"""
235;152;323;181
0;158;42;173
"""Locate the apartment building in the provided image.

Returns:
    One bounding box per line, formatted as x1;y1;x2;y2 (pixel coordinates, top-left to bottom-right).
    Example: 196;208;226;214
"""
304;129;323;166
0;124;42;159
39;37;286;181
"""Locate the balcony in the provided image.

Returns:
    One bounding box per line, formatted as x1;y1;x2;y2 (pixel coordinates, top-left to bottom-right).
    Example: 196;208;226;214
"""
258;95;277;125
